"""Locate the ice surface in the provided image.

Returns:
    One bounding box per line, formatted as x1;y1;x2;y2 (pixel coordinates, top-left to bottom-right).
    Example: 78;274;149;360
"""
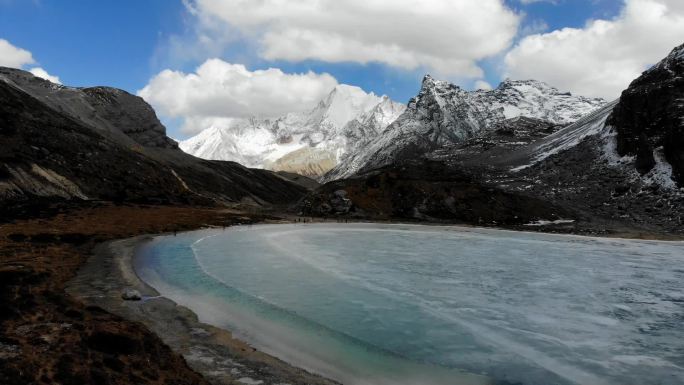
136;224;684;385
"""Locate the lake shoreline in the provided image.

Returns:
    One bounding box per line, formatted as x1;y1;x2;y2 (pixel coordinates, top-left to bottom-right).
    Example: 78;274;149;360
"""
66;230;340;385
73;222;684;385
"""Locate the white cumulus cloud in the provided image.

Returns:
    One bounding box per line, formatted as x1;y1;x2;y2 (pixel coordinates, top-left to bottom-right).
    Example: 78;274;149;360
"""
138;58;339;135
474;80;493;90
29;67;61;84
0;38;35;68
186;0;521;78
504;0;684;99
0;38;62;84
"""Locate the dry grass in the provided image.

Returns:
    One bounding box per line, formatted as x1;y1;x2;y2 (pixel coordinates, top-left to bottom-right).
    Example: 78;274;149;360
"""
0;203;267;385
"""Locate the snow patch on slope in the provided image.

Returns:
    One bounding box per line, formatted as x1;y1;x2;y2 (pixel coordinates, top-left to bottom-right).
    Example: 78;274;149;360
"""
644;148;678;189
511;100;619;172
508;97;678;190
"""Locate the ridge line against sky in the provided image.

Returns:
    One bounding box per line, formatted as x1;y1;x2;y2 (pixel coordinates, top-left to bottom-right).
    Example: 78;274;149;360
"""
1;0;683;138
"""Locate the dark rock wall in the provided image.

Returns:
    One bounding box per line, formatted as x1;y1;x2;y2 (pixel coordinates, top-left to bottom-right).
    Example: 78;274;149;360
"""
608;43;684;185
301;161;572;225
81;87;178;149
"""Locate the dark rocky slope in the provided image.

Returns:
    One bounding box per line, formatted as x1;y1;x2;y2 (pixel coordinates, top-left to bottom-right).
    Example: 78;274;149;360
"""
0;206;263;385
301;160;572;227
0;68;307;212
607;43;684;183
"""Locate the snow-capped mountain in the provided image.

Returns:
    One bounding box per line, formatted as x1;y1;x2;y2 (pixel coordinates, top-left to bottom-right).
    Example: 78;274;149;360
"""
324;76;605;181
180;85;405;178
304;43;684;234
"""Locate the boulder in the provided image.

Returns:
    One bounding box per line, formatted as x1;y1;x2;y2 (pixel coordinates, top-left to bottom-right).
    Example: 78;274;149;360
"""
121;288;141;301
333;189;348;198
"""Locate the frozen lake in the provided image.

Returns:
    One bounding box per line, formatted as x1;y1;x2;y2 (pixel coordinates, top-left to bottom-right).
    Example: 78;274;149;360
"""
135;223;684;385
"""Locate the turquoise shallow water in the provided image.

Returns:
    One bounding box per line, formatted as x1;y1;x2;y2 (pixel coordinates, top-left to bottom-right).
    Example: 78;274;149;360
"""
134;223;684;385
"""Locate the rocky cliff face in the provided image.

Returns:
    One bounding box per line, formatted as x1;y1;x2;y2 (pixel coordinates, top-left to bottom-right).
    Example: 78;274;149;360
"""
0;68;307;211
180;85;405;178
324;76;605;181
607;43;684;185
80;86;178;149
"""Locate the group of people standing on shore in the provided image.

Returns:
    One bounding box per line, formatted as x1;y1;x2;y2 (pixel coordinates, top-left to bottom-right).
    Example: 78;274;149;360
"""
294;217;351;223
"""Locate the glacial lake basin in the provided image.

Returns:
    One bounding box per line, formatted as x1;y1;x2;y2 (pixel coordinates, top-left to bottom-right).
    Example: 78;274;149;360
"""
134;223;684;385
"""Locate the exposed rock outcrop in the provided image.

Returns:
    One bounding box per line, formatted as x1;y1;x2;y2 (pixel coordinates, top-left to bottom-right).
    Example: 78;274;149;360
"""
301;160;572;225
607;43;684;185
121;288;141;301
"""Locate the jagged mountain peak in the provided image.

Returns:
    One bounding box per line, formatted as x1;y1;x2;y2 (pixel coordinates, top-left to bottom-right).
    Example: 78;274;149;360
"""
421;73;435;85
329;83;377;98
495;79;558;95
412;74;606;124
324;75;607;181
181;84;405;178
650;42;684;73
316;84;380;111
497;78;548;87
307;84;384;131
419;73;460;92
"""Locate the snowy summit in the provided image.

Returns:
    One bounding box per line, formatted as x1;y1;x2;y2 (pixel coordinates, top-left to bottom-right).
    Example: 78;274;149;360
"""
180;84;405;178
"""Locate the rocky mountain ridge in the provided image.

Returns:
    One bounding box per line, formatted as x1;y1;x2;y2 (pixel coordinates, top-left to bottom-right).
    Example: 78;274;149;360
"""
324;76;606;181
0;68;178;149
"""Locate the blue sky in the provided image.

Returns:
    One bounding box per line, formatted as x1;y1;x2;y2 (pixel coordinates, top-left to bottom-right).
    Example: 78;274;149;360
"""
0;0;186;91
0;0;621;99
1;0;682;139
